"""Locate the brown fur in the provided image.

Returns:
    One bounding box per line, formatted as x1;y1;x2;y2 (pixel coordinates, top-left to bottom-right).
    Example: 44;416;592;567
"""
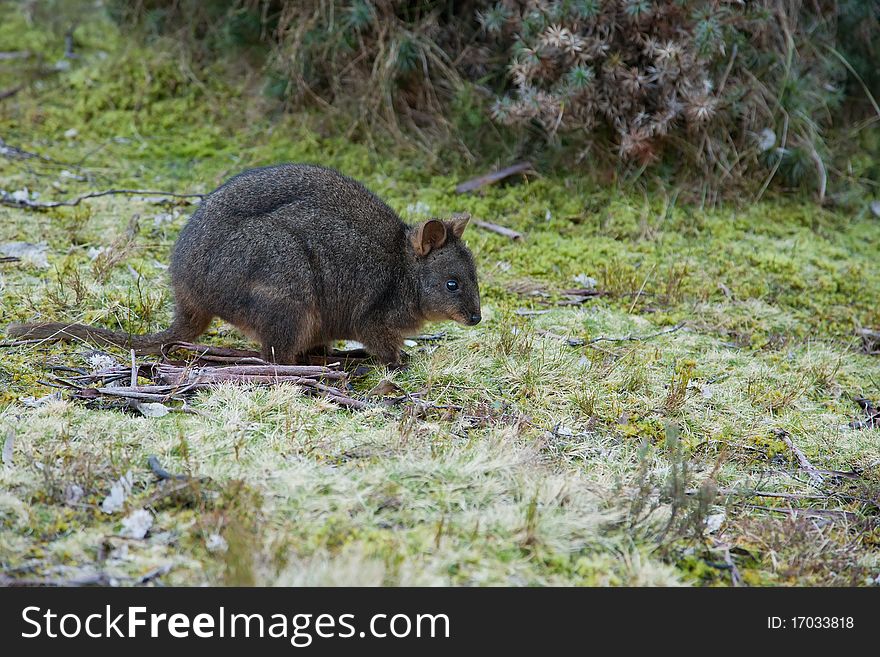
7;164;481;366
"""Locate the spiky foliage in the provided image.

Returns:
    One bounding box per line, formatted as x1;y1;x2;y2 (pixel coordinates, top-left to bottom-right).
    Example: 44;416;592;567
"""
108;0;879;197
479;0;873;195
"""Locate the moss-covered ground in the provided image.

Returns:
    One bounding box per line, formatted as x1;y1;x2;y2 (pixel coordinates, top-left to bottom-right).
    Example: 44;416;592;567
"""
1;6;879;586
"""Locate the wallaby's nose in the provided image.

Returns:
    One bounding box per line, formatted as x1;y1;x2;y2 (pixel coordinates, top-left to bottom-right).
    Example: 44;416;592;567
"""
469;313;482;325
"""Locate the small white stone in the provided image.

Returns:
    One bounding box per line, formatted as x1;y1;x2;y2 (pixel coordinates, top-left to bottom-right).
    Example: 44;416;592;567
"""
120;509;153;539
101;471;133;514
206;533;228;553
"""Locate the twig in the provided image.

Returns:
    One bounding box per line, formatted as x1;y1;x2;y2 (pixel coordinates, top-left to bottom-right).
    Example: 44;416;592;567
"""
716;543;741;587
158;363;346;382
455;161;534;193
472;219;524;241
689;488;829;500
0;85;24;101
585;322;686;345
0;572;114;587
413;332;446;341
850;397;879;429
1;188;204;209
137;564;172;585
147;455;187;481
743;504;854;521
536;329;586;347
773;429;825;486
556;288;604;305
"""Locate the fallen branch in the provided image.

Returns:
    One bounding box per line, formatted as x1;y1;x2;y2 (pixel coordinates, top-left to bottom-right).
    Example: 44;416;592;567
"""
539;322;686;348
1;188;204;210
688;488;829;500
537;329;586;347
137;564;172;586
743;504;855;521
472;219;523;241
161;341;371;366
158;363;347;383
66;360;367;409
456;161;533;194
0;572;114;587
556;287;604;306
147;455;187;481
773;429;825;486
0;85;24;101
849;397;880;430
585;322;686;345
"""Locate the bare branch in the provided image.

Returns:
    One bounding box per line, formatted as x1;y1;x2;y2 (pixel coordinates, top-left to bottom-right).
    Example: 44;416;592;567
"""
472;219;524;241
1;188;204;210
773;429;825;486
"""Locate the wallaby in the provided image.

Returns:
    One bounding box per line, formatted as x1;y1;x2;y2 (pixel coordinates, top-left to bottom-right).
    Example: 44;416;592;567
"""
8;164;482;366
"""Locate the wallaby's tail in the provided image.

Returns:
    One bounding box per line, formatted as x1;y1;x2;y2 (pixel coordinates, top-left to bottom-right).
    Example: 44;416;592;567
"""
7;322;182;355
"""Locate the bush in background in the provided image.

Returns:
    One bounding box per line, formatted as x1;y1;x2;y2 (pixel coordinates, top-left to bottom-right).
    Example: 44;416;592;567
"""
102;1;880;200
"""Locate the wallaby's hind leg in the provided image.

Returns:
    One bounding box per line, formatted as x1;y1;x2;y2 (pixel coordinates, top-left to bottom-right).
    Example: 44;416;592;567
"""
252;307;318;365
169;296;214;343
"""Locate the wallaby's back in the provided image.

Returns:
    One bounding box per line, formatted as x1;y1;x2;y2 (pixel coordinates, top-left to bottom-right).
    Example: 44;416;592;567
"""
170;165;420;353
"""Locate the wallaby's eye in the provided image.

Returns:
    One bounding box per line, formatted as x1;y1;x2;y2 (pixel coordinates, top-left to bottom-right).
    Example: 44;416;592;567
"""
446;279;459;292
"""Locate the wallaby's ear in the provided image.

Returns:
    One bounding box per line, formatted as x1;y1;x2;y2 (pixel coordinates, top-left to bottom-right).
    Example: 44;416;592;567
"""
412;219;447;256
447;212;470;238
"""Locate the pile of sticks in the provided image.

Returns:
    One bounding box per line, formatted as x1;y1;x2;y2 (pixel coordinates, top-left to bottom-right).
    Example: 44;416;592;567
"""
46;343;369;410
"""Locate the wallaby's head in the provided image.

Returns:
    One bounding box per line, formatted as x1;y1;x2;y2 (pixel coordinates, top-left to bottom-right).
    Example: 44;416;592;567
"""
409;213;481;326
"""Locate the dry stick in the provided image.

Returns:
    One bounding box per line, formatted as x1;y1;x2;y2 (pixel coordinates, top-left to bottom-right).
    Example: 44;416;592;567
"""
137;565;172;585
585;322;686;345
158;363;344;380
455;161;533;193
628;263;656;314
774;429;825;486
90;388;186;403
147;455;187;481
0;570;115;587
715;544;742;587
1;188;204;209
472;219;523;241
688;488;829;500
0;85;24;101
744;505;854;521
95;378;367;409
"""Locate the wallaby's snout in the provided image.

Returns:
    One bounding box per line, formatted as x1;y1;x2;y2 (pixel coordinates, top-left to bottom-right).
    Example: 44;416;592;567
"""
468;312;482;325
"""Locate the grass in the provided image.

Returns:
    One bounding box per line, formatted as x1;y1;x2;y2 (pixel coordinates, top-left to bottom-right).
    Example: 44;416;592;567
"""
1;5;879;587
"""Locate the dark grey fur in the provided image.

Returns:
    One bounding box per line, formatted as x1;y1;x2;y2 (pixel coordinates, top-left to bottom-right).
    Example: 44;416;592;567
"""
9;164;481;365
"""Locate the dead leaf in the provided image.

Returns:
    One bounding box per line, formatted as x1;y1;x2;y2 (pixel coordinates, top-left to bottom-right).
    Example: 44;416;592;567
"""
367;380;404;398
